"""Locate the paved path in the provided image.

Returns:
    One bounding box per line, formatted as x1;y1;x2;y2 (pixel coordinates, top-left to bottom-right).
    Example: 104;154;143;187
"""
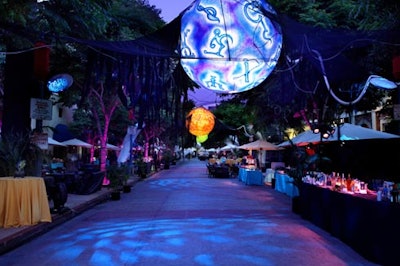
0;159;377;265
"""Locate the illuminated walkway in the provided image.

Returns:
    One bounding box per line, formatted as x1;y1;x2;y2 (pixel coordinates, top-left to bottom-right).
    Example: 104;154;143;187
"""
0;159;377;265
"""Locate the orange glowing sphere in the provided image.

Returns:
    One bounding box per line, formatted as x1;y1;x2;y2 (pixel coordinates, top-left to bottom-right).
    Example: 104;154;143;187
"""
186;107;215;136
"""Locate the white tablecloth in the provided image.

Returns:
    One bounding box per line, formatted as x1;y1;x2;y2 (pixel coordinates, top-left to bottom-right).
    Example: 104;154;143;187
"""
264;168;275;183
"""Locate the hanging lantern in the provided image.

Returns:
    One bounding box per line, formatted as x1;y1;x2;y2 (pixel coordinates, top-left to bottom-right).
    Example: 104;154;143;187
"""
186;107;215;136
33;42;50;81
196;135;208;143
180;0;282;93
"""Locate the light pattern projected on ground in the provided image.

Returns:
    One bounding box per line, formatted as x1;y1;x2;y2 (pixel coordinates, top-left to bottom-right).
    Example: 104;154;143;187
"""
47;216;293;265
180;0;282;93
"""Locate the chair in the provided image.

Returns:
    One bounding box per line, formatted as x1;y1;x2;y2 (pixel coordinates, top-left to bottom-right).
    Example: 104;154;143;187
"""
230;165;239;178
214;166;230;178
73;171;105;195
43;175;68;213
207;164;216;178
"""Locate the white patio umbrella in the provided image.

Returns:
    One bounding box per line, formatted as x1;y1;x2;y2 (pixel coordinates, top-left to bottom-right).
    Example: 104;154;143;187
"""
239;140;282;169
220;144;239;151
239;139;282;151
48;137;66;147
61;138;93;148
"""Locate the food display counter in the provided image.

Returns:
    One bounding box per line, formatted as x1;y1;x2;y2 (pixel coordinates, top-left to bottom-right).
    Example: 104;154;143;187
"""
299;182;400;265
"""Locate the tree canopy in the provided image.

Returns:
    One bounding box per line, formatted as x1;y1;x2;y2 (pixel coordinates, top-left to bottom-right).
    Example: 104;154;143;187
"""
1;0;400;149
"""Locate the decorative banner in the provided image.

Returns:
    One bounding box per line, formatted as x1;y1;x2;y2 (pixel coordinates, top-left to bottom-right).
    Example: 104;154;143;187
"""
180;0;282;93
186;107;215;136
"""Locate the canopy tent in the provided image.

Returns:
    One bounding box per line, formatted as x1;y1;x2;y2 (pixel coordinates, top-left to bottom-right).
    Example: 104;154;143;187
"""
279;123;400;147
61;138;93;148
278;131;319;147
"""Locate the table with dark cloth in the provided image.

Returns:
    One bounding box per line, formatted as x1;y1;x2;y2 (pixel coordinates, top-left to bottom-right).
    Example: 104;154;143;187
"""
299;182;400;265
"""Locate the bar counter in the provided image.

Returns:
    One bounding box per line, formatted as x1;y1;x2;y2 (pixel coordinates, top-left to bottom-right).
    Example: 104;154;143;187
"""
299;182;400;265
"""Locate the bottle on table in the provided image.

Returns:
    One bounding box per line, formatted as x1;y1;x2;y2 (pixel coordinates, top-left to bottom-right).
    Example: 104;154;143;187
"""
346;174;352;191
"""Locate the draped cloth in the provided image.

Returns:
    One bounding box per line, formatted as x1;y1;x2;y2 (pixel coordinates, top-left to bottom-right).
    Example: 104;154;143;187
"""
0;177;52;228
20;0;397;130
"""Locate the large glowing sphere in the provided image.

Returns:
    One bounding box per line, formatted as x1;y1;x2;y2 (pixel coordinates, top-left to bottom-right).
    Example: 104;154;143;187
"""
180;0;282;93
186;107;215;136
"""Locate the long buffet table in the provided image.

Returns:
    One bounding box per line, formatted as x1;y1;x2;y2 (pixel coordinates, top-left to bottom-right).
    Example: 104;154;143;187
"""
0;177;52;228
299;182;400;265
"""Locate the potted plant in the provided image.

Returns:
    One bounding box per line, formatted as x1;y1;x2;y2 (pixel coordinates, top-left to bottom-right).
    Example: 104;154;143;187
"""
14;160;26;178
106;164;124;200
161;149;173;169
171;152;177;165
118;164;131;193
135;156;148;179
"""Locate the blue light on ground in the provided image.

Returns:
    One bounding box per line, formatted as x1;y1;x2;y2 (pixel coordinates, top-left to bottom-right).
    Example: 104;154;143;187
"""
33;215;295;265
